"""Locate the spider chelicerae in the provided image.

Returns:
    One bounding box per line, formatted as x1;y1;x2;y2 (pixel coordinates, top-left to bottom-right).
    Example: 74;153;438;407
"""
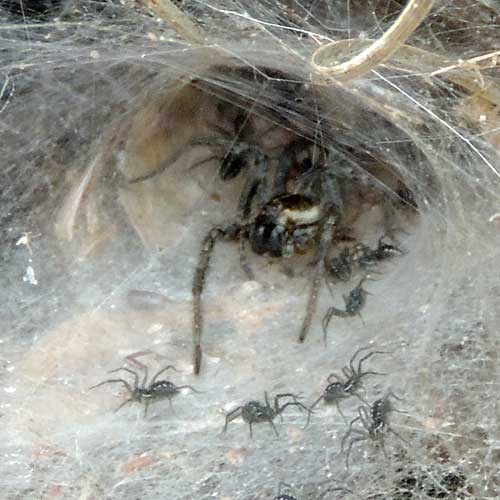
89;364;200;417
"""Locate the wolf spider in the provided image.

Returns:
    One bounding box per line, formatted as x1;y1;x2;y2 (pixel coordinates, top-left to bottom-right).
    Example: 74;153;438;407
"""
322;276;371;339
341;391;407;468
221;391;313;438
311;346;386;417
89;365;200;417
192;138;346;373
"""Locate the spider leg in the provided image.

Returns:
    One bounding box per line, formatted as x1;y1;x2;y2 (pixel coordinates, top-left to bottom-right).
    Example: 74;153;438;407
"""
108;368;139;391
88;378;134;395
327;373;343;384
321;307;334;342
175;384;203;394
378;436;389;458
150;365;179;384
220;406;243;435
127;138;209;184
237;148;270;220
386;390;404;402
274;393;301;404
299;210;336;343
341;415;361;451
387;426;408;444
114;398;134;414
192;224;243;375
310;393;325;410
349;345;376;371
268;419;280;437
143;399;152;418
343;434;368;470
335;401;347;421
265;391;273;410
357;350;388;373
278;401;313;429
238;237;255;280
125;350;153;370
358;370;387;379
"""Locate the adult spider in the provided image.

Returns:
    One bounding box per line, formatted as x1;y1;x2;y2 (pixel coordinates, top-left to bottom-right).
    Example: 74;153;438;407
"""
341;391;407;469
192;139;345;374
311;346;386;417
89;364;200;417
220;391;313;438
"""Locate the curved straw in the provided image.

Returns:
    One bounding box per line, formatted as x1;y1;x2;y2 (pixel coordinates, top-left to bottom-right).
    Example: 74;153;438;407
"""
312;0;434;82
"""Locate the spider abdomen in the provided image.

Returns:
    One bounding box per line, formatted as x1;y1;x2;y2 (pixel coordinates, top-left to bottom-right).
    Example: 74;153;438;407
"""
148;381;179;399
323;382;348;402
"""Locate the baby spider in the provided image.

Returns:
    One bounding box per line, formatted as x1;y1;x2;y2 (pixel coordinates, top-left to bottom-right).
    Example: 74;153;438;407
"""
350;236;403;269
89;365;200;417
221;391;313;438
322;276;371;337
325;247;353;282
311;346;386;417
341;391;407;469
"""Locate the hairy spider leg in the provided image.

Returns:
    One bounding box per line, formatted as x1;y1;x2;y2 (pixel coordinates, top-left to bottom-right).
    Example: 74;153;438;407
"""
298;160;343;344
192;224;244;374
299;208;336;343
